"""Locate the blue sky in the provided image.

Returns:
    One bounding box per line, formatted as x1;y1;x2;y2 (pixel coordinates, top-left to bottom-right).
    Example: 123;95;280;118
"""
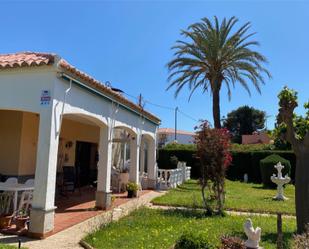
1;0;308;131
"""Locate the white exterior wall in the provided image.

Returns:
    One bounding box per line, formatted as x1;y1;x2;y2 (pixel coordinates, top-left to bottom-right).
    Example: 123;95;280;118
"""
0;66;56;114
53;75;157;135
161;133;194;145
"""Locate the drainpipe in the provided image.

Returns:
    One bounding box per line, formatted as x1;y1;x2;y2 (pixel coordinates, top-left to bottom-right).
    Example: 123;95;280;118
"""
57;79;72;136
110;102;118;139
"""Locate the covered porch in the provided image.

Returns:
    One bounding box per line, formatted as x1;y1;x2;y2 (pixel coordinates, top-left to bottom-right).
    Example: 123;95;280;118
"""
0;109;157;238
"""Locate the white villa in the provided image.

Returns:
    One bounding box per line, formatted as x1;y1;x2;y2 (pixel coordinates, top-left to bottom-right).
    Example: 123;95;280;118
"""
157;128;195;148
0;52;160;238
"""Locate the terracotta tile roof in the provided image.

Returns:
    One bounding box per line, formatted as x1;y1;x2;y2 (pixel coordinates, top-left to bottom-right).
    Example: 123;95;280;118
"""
158;128;195;136
0;52;160;124
0;52;54;68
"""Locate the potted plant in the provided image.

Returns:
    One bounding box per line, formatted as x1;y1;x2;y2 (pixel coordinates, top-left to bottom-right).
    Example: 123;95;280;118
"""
126;182;139;198
120;168;130;192
0;193;14;229
15;208;29;231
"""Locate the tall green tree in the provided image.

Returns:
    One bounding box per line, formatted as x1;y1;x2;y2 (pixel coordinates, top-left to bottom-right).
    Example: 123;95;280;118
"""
223;105;266;143
167;16;271;128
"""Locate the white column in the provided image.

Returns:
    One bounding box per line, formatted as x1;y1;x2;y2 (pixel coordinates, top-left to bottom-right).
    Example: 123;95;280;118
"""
29;110;60;237
139;139;145;174
96;125;113;209
147;138;157;189
129;135;140;185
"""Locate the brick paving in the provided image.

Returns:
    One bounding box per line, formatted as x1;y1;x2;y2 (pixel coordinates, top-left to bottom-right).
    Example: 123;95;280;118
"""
54;187;137;234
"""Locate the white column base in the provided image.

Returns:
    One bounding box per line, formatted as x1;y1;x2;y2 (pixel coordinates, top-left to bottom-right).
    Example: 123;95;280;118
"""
28;207;56;238
96;191;112;210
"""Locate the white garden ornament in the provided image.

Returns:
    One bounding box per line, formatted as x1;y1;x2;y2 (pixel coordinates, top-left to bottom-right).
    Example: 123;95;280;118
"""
244;218;262;249
270;162;291;201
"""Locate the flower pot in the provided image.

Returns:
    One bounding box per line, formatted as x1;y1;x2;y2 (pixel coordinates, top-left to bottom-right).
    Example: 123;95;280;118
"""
127;190;137;198
0;214;13;229
120;173;129;192
15;216;29;230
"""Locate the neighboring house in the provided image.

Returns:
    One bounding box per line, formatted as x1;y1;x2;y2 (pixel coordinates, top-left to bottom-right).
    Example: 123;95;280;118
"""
242;132;271;144
0;52;160;237
157;128;195;147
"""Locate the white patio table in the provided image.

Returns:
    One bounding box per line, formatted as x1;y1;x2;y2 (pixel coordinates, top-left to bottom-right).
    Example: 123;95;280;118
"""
0;182;34;212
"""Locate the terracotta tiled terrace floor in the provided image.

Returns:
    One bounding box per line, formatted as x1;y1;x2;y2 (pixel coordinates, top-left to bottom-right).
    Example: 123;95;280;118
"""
54;187;150;235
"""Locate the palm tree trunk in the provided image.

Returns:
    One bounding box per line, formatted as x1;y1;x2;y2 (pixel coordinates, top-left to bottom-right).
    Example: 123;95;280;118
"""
212;88;221;128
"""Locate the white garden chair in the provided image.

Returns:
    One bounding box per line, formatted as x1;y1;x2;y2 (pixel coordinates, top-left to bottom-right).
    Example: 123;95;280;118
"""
4;177;18;185
24;179;35;186
0;192;13;214
16;190;33;216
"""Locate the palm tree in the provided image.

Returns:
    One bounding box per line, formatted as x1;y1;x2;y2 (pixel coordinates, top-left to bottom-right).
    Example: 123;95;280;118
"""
167;16;271;128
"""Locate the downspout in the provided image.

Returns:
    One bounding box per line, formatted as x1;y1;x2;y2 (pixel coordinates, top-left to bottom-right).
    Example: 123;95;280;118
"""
57;79;72;136
138;112;145;174
109;101;119;143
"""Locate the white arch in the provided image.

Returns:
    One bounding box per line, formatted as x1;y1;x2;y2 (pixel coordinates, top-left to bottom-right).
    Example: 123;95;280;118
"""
62;112;108;128
0;108;39;115
113;124;138;136
142;132;155;142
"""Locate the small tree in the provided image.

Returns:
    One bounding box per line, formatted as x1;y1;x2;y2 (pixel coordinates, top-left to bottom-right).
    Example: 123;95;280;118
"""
195;120;232;215
277;86;309;233
223;105;266;143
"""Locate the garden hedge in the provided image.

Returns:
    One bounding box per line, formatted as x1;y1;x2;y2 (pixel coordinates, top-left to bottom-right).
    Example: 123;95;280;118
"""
174;232;214;249
260;154;291;188
157;148;296;183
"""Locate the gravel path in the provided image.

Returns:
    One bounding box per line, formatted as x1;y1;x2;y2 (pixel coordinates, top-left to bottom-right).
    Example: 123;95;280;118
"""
147;203;296;219
0;190;166;249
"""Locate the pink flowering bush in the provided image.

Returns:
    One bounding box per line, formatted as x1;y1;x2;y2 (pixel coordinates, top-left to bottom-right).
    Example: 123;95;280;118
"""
195;120;232;215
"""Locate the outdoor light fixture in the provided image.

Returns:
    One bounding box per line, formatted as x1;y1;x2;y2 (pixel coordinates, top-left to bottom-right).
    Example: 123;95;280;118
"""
65;141;73;148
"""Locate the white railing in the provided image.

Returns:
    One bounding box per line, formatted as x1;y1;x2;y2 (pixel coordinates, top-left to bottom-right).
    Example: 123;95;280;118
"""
157;162;191;190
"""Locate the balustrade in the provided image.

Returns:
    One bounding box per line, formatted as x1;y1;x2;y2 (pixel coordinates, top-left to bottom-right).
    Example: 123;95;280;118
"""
157;163;191;190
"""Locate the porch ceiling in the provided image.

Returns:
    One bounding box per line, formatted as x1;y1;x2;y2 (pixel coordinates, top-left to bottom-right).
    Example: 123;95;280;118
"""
63;114;99;127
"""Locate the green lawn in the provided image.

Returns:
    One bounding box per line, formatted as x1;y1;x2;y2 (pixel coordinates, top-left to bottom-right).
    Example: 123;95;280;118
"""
0;244;21;249
85;207;296;249
152;180;295;215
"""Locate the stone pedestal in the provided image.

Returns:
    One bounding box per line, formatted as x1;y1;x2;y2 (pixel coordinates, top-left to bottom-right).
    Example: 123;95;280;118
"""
96;191;112;210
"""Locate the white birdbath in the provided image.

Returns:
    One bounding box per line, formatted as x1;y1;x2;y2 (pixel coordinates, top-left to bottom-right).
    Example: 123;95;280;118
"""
271;162;290;201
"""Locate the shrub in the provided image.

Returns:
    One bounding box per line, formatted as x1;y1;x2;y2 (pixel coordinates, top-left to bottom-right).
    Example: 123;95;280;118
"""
157;149;200;178
170;155;179;168
157;148;296;182
230;143;274;152
195;121;232;215
226;150;295;183
126;182;139;191
220;235;246;249
260;154;291;188
164;143;196;150
174;232;214;249
293;228;309;249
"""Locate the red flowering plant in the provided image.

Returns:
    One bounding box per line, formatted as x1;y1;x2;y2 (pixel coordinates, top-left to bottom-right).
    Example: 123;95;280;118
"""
195;120;232;215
